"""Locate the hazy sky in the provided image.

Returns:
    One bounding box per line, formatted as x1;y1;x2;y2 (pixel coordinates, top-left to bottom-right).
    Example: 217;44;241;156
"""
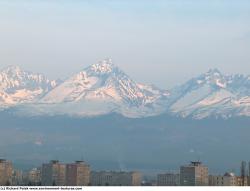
0;0;249;88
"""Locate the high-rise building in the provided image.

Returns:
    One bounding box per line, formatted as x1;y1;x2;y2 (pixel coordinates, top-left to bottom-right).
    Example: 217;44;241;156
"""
209;172;237;186
66;161;90;186
90;171;141;186
12;169;23;186
41;160;66;186
241;161;247;186
27;168;41;186
180;161;208;186
0;159;13;186
157;173;180;186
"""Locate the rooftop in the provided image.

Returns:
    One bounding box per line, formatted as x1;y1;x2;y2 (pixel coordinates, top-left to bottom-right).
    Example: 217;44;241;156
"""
50;160;59;164
190;161;202;166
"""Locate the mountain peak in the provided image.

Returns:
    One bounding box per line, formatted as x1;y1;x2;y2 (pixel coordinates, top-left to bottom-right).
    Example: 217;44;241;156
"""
1;65;23;74
207;68;221;74
89;58;115;74
0;62;250;119
206;68;222;76
199;68;226;88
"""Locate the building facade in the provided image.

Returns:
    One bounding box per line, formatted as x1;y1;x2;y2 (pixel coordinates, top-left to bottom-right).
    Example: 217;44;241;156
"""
209;172;237;186
236;176;248;186
157;173;180;186
41;160;66;186
11;169;23;186
0;159;13;186
66;161;90;186
180;161;208;186
27;168;41;185
90;171;141;186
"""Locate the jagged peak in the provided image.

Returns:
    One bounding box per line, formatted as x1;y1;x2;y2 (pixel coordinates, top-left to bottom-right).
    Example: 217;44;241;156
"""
198;68;225;83
1;65;23;74
186;69;227;88
206;68;222;76
0;65;60;90
89;58;116;74
0;65;54;80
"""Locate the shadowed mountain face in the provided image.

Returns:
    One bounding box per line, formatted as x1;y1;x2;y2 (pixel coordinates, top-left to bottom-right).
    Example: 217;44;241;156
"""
1;110;250;174
0;59;249;119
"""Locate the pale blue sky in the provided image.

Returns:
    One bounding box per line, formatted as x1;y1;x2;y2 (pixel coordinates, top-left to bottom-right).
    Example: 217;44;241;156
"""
0;0;249;88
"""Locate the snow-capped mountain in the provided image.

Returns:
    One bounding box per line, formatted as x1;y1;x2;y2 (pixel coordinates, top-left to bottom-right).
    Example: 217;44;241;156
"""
169;69;250;119
41;59;166;105
0;65;58;107
35;59;169;117
0;61;249;119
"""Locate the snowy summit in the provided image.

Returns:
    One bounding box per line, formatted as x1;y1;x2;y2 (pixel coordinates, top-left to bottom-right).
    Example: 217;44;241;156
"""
0;60;249;119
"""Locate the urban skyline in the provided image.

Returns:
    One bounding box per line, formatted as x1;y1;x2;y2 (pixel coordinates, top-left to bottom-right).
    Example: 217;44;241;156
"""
1;158;250;186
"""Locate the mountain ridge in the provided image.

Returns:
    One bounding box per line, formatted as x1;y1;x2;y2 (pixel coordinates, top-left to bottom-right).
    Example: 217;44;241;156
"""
0;65;59;107
0;59;249;119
